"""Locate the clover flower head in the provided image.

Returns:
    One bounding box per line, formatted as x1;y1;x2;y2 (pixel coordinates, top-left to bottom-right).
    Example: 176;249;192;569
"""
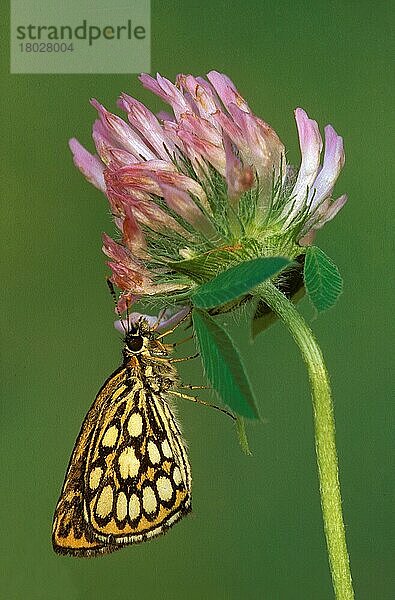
70;71;346;310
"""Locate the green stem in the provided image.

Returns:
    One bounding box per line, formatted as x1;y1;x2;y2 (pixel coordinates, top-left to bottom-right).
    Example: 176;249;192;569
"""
259;281;354;600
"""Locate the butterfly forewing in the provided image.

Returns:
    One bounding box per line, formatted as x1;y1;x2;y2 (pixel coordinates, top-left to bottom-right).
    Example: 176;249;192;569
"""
52;369;128;556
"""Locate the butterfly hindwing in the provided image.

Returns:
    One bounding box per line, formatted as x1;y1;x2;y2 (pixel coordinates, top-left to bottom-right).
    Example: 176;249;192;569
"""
84;377;191;545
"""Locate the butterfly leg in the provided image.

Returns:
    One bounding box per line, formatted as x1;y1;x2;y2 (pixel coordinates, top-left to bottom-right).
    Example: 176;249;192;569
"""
157;311;192;340
171;335;194;347
169;353;199;363
179;385;210;390
167;390;235;421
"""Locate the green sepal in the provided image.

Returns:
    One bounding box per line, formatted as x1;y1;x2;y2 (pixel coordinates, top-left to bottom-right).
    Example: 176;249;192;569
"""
168;247;246;285
192;308;259;419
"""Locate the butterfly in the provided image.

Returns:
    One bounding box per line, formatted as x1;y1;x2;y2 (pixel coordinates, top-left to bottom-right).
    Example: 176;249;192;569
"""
52;315;193;556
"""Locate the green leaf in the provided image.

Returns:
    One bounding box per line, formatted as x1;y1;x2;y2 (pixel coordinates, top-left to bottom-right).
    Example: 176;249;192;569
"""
304;246;343;312
192;256;290;309
192;308;259;419
236;416;252;455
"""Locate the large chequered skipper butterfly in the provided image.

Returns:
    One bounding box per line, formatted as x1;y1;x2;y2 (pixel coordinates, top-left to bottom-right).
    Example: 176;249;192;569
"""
52;302;196;556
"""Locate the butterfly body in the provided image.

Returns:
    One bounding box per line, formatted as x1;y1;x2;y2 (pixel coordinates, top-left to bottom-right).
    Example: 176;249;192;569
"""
52;321;191;557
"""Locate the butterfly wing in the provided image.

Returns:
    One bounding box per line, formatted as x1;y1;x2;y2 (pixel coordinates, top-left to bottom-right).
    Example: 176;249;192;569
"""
83;377;191;546
52;368;128;556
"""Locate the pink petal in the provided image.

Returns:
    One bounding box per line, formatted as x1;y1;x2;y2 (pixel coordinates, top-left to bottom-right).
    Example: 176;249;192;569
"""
116;292;139;314
298;230;317;246
106;182;193;237
92;119;138;168
156;110;175;122
102;234;151;294
223;134;254;201
312;193;348;230
309;124;345;208
118;93;179;161
154;169;208;205
105;161;177;196
195;76;219;98
102;233;140;267
319;193;348;225
121;204;147;258
68;138;106;191
299;194;347;243
178;75;220;124
178;112;222;146
177;119;226;175
162;119;207;177
155;179;213;234
207;71;250;113
139;73;193;121
107;161;208;209
290;109;323;209
213;106;285;194
90;99;157;161
107;262;147;293
211;109;244;147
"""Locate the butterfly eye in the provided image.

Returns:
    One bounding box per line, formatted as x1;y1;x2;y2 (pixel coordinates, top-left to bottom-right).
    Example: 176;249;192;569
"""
126;335;144;353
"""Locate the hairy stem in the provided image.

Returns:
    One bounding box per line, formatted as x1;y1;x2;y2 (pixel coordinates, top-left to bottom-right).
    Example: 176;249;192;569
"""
258;281;354;600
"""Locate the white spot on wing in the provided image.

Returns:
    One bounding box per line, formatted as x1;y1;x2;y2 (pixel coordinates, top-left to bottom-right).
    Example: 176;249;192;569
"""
116;492;128;521
173;466;182;486
156;476;174;502
89;466;103;490
127;412;143;437
148;440;161;464
96;485;113;518
142;486;157;514
118;447;140;479
161;439;172;458
102;424;119;447
129;494;141;521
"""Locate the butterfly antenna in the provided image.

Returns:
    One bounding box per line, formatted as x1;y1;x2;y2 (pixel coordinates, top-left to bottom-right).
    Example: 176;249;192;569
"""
152;307;167;332
126;299;130;332
106;278;128;335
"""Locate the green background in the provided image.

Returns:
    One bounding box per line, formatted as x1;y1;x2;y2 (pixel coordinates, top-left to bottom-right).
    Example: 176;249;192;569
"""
1;1;393;598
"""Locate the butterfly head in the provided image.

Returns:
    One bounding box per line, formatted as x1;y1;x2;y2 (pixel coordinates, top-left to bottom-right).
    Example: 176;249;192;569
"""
123;318;170;362
123;320;151;356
